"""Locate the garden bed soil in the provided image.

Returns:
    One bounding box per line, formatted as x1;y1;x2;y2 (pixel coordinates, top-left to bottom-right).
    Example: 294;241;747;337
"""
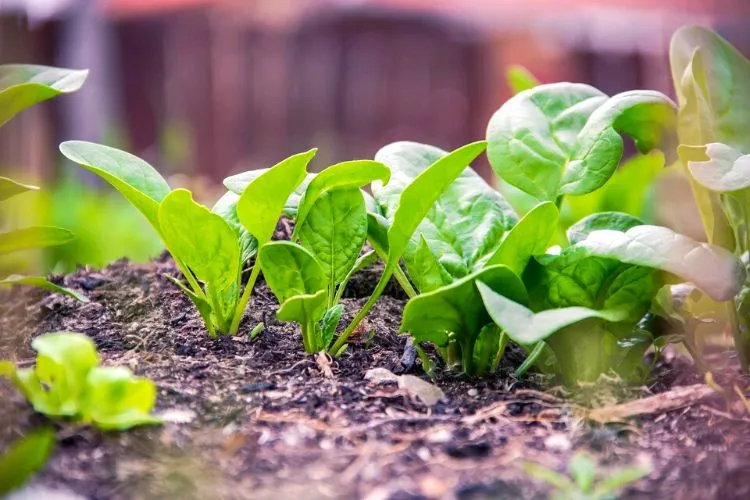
2;254;750;499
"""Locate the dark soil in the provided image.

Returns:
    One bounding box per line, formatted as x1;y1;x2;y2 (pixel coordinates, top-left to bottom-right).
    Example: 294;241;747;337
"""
1;254;750;499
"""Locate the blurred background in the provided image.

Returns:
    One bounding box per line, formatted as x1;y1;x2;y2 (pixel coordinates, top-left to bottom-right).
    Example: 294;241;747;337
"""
1;0;750;273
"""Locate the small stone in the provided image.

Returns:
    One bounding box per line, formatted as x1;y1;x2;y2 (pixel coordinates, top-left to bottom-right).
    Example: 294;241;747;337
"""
544;433;572;452
240;381;276;393
468;388;478;397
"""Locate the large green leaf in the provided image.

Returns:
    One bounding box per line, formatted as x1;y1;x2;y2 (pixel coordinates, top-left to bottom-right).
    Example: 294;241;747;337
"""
0;428;56;496
576;225;745;301
297;189;367;286
486;83;675;201
485;201;558;276
0;275;89;302
0;64;88;126
0;176;38;202
236;150;316;245
259;241;326;303
158;189;240;291
684;143;750;192
212;191;257;263
374;141;517;280
478;281;628;345
670;26;748;247
81;366;161;431
0;226;74;255
401;265;527;348
566;212;643;245
59;141;171;229
293;159;390;239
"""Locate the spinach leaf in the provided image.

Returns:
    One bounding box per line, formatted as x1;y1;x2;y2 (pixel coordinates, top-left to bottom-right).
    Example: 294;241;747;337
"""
259;241;326;302
506;65;540;94
400;264;527;375
486;83;676;202
0;226;74;254
0;64;88;126
0;275;89;303
81;367;161;430
330;141;488;353
0;176;38;201
276;290;329;353
373;141;517;281
59;141;171;229
0;428;56;496
212;192;257;263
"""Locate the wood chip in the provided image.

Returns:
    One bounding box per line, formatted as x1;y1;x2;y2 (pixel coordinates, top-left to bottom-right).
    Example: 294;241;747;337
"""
588;384;716;423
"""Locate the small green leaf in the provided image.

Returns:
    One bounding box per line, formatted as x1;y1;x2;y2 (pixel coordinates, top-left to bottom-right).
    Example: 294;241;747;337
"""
321;304;344;350
0;226;74;255
293;159;390;238
0;64;88;126
277;290;328;352
82;366;161;430
0;176;38;201
406;234;453;293
577;225;745;301
506;64;540;94
212;191;258;263
472;324;503;376
297;189;368;285
367;212;390;256
224;171;314;217
259;241;326;303
0;428;56;496
569;452;597;492
478;282;629;345
567;212;643;245
0;275;89;302
60;141;171;229
159;189;240;291
486;201;558;275
237;150;316;245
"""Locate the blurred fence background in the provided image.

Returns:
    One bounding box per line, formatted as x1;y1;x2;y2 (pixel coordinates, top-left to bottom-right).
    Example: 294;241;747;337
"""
1;0;750;270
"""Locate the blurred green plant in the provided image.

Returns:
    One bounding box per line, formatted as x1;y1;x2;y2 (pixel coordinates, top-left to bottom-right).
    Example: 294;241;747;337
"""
1;332;161;430
522;451;651;500
0;428;56;496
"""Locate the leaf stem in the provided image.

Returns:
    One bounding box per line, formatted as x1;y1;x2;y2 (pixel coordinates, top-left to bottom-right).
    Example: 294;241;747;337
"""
515;341;546;378
728;301;750;372
393;266;418;298
229;264;261;335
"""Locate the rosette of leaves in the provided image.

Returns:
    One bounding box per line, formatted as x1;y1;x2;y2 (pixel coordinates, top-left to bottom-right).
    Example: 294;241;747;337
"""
0;332;160;430
0;64;89;301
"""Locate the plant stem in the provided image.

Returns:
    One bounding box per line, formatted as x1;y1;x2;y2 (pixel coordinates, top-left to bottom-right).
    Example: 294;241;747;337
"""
229;264;261;335
728;301;750;372
393;266;417;298
515;341;545;378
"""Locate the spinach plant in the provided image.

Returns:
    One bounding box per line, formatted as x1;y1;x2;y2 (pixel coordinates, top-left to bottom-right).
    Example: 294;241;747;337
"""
0;65;89;301
670;26;750;370
257;160;389;353
0;428;55;496
1;332;160;430
59;141;316;337
479;212;744;385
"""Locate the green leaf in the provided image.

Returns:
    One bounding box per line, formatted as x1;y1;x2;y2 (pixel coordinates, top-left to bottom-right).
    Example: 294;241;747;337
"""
0;428;56;496
374;141;517;280
0;226;74;255
486;201;558;276
576;225;745;301
367;212;390;256
591;466;651;497
478;281;628;345
334;249;378;303
297;188;368;285
407;234;453;293
259;241;326;303
18;332;99;417
684;143;750;192
82;366;161;430
0;176;38;201
472;324;503;376
506;64;540;94
59;141;171;229
212;191;258;263
568;452;597;492
293;159;390;238
237;149;316;245
225;171;314;217
0;275;89;302
159;189;240;291
486;83;675;201
321;304;345;350
276;290;328;352
401;265;527;351
567;212;643;245
0;64;88;126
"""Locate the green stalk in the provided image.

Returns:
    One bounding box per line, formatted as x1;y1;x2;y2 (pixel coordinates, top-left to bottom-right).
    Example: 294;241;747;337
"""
229;264;261;335
728;302;750;372
515;341;546;378
393;266;418;298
